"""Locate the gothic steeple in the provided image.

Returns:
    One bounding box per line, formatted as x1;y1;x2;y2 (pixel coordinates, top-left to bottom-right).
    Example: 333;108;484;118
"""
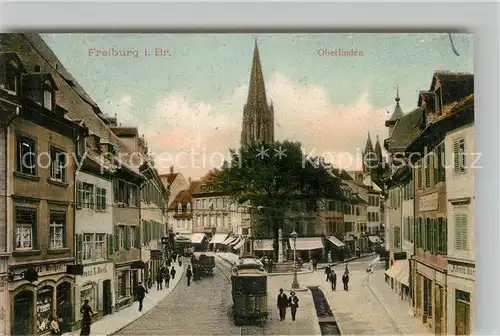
385;84;404;136
240;39;275;147
364;131;374;153
374;134;383;166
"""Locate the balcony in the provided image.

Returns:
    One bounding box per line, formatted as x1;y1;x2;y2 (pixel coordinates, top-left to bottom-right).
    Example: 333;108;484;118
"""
172;211;193;220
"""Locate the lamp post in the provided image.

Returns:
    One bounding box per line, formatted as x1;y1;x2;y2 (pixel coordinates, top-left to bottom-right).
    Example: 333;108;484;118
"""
290;230;300;289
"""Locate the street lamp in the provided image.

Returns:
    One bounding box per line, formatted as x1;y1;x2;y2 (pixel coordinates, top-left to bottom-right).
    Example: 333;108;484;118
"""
290;230;300;289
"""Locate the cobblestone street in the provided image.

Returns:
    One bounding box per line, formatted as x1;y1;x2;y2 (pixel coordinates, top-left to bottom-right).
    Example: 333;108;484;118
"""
115;259;239;336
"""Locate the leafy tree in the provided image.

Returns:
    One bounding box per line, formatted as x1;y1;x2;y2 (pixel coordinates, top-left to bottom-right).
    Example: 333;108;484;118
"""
205;140;342;257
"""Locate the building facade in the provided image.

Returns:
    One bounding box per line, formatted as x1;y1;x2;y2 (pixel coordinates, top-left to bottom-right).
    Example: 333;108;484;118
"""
74;149;115;327
1;55;85;335
444;96;475;335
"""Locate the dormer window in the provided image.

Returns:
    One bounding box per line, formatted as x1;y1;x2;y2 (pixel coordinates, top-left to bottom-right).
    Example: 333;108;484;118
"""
4;61;20;94
43;90;53;110
22;73;58;111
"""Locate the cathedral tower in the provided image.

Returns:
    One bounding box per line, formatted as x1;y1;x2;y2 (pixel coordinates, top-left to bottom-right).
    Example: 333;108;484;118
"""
240;39;275;147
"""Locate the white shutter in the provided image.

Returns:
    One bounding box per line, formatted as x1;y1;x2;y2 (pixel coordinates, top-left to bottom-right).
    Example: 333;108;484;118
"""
460;215;468;250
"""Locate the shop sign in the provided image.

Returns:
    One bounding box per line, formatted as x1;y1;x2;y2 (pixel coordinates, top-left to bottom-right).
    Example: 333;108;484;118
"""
420;192;438;212
82;265;109;278
18;263;66;279
448;263;475;279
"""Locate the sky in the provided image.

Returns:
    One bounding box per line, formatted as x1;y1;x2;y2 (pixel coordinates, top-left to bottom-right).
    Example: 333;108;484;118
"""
41;33;474;179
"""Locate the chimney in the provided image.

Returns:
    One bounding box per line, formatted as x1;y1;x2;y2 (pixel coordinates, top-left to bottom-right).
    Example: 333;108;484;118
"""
170;166;174;174
34;65;41;72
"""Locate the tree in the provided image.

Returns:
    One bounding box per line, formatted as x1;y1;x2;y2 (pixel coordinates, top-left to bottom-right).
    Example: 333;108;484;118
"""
205;140;342;257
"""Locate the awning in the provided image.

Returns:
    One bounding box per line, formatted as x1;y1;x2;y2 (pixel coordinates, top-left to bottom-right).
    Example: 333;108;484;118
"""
369;236;382;244
233;239;245;250
253;239;274;251
288;237;324;251
191;233;206;244
326;235;345;247
230;237;241;246
210;233;228;244
395;259;410;286
175;234;191;241
385;260;406;279
223;236;237;245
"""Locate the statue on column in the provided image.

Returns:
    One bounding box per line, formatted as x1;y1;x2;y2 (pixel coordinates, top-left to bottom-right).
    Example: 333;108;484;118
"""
278;228;283;263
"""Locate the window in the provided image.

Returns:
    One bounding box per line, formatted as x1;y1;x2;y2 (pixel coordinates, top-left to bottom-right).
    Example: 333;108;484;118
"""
127;227;134;249
96;187;107;211
43;90;52;110
5;61;19;93
119;226;125;249
454;214;468;251
128;183;138;206
16;136;37;176
177;203;182;211
82;183;94;209
455;290;471;335
425;155;431;188
83;234;93;261
435;87;442;115
80;283;97;317
49;211;65;249
437;143;446;182
117;270;129;298
416;160;422;189
49;147;67;182
114;179;126;203
453;138;466;173
95;234;105;259
15;207;36;250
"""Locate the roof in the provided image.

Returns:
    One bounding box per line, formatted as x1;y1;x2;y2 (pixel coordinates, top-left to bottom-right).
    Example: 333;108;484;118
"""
110;126;138;137
431;71;474;105
160;173;179;185
384;106;425;153
387;93;403;123
168;180;203;209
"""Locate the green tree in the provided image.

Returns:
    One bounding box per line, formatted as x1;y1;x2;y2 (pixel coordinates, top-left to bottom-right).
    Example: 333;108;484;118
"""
206;140;342;257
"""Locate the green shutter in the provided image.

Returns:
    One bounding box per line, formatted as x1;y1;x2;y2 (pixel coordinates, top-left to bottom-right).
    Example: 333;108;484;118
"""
77;234;83;263
114;226;119;251
442;218;448;255
125;227;130;249
135;226;140;248
107;234;114;259
76;180;82;209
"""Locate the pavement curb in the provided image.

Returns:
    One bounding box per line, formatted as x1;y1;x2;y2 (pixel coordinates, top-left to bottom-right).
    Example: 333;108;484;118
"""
108;264;186;336
305;287;323;336
318;286;346;336
366;272;404;335
317;253;377;270
217;254;313;276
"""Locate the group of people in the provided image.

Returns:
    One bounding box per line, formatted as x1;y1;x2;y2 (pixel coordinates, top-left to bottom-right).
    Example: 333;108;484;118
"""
276;288;300;321
325;264;350;291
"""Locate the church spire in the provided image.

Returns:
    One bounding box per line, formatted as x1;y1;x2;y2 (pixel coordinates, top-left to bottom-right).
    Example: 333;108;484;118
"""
364;131;374;153
247;38;268;107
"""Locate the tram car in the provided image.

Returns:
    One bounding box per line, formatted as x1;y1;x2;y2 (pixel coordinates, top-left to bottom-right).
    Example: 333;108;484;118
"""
230;258;268;325
173;235;192;256
191;252;216;275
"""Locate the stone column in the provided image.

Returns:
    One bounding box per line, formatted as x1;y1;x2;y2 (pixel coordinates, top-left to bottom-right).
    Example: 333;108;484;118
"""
278;228;283;263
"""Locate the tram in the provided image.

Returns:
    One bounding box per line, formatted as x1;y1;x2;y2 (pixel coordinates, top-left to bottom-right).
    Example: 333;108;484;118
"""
230;258;269;325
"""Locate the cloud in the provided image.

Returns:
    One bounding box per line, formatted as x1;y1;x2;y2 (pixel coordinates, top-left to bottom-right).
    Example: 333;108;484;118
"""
111;72;391;179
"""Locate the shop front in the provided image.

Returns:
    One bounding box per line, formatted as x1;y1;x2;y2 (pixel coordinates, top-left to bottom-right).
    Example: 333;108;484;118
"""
74;261;115;328
114;261;142;312
9;262;74;335
446;260;475;335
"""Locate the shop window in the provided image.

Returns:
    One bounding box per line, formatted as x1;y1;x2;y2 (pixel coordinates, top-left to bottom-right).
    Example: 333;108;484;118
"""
80;282;97;318
12;290;34;336
117;271;129;298
455;290;470;335
36;286;54;334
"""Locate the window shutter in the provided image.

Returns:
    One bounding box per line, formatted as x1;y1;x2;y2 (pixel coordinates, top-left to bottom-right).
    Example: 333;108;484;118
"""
442;218;448;255
125;227;130;250
135;226;140;248
462;216;468;250
76;180;83;209
106;234;113;259
453;139;460;172
114;226;119;251
77;234;83;263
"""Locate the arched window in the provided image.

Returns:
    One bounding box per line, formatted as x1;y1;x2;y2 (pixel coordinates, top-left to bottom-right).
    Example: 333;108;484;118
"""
80;282;97;318
36;286;54;334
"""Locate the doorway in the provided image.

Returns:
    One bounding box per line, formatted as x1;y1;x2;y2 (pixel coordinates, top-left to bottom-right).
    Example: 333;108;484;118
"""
56;282;72;333
132;271;139;301
12;290;34;336
103;280;112;316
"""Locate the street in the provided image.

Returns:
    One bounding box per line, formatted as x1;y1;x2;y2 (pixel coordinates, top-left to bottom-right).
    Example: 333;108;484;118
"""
114;258;240;336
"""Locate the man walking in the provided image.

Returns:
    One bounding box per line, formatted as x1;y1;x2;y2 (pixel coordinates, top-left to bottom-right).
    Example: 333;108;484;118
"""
136;282;148;312
276;288;288;321
170;266;177;280
164;268;171;288
288;291;300;321
329;269;337;291
325;265;331;281
156;269;163;290
79;299;93;336
342;272;349;291
186;265;193;286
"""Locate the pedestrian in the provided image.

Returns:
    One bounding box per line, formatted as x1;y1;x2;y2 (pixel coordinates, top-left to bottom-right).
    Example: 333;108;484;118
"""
329;270;337;291
173;254;177;262
269;259;274;273
156;269;163;290
312;259;318;271
178;257;183;267
135;282;148;312
50;316;61;335
288;291;300;321
342;272;349;291
170;266;177;280
325;265;331;281
186;265;193;286
79;299;93;335
164;268;171;288
276;288;288;321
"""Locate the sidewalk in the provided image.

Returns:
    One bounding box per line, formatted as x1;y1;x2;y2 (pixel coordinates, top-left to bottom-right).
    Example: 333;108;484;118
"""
63;263;185;336
368;269;433;335
316;252;376;269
